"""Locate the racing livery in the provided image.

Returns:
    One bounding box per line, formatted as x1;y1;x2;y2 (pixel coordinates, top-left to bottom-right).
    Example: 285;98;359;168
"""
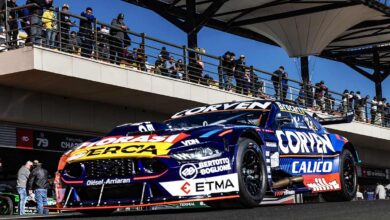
50;100;358;214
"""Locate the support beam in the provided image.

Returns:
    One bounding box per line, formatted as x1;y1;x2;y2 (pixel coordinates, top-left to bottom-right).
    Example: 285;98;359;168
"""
300;56;311;106
375;77;383;100
187;32;198;49
189;0;228;34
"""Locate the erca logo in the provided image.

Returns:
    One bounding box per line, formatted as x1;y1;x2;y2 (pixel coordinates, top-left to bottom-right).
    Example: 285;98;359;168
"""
179;163;198;180
86;145;157;156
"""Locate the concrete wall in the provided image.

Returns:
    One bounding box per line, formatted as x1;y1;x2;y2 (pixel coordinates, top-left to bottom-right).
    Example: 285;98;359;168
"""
0;85;168;133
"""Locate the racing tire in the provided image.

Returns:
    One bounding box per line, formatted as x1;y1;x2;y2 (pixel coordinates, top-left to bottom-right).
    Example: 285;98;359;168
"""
0;196;13;215
79;209;116;216
206;138;267;208
322;149;357;202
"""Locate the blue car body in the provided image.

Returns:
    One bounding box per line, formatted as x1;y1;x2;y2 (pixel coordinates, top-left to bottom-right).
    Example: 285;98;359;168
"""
53;100;358;211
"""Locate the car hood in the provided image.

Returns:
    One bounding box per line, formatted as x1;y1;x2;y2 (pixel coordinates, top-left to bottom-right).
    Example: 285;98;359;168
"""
65;122;229;163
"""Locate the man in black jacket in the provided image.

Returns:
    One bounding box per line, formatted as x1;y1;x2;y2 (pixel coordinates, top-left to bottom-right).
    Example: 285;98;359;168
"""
2;0;20;49
272;66;285;99
59;4;73;52
29;0;52;45
79;7;95;58
110;13;128;64
28;162;49;215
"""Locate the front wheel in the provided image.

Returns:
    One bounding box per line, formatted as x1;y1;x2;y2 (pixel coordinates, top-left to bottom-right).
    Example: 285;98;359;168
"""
206;138;267;208
0;196;13;215
322;149;357;202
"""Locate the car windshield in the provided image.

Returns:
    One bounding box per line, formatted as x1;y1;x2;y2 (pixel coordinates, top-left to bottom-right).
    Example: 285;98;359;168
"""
166;110;269;129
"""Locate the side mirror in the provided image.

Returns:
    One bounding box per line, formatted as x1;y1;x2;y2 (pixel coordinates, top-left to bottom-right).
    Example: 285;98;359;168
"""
276;113;292;128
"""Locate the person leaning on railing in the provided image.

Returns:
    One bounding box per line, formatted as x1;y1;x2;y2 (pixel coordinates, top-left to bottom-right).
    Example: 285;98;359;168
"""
59;4;75;52
28;0;53;46
2;0;20;49
79;7;95;58
110;13;129;65
234;54;246;94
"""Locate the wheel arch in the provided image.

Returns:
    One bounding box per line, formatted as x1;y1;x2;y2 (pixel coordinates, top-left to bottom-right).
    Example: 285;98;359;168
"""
342;142;361;164
238;129;264;147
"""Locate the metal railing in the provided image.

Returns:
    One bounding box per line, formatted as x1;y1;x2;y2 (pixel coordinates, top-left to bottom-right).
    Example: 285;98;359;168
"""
0;4;389;128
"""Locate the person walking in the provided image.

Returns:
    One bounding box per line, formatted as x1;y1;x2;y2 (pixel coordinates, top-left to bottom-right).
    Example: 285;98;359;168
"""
79;7;95;58
375;182;386;200
28;161;50;215
110;13;129;64
16;161;33;215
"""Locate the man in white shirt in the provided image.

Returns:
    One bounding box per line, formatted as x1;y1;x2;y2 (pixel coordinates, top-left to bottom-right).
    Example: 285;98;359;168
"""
375;183;386;200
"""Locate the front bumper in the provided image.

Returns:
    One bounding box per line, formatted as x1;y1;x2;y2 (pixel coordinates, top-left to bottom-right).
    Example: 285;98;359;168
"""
56;155;238;208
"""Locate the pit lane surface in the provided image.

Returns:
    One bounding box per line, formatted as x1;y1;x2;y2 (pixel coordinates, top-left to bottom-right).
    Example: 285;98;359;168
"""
3;200;390;220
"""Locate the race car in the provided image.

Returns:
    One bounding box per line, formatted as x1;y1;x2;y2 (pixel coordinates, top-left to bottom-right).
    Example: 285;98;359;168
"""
51;100;358;214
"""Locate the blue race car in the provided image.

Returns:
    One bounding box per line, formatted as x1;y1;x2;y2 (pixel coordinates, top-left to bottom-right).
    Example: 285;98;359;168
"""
52;100;358;214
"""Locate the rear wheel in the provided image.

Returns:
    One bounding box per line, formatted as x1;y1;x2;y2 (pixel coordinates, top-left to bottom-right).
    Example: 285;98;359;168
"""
206;138;267;208
322;149;357;202
0;196;13;215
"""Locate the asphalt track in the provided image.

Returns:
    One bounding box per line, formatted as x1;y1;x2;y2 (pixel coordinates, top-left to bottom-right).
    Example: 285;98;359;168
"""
2;200;390;220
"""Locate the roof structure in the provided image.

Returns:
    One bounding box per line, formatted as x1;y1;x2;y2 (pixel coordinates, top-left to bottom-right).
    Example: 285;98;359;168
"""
123;0;390;87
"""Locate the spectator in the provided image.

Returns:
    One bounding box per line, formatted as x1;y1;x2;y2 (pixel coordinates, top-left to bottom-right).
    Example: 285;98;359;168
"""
242;68;251;95
358;95;370;122
59;4;73;52
29;0;52;45
79;7;95;58
234;55;246;94
160;46;169;61
164;56;176;78
154;55;165;75
135;47;146;71
188;54;204;84
371;96;378;124
271;66;285;99
176;58;184;79
2;0;20;49
342;90;349;113
28;161;49;215
348;91;355;110
297;84;306;107
97;25;109;61
69;31;81;54
324;91;335;113
314;80;327;110
375;98;384;126
281;71;288;100
375;182;386;200
221;51;234;91
110;13;128;64
42;6;56;49
384;102;390;127
354;91;362;119
16;161;33;215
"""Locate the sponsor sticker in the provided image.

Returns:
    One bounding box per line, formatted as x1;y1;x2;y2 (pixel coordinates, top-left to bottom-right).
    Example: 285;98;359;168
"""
86;178;131;186
292;160;333;174
171;101;272;119
303;173;341;192
160;173;239;196
276;130;335;154
179;158;232;180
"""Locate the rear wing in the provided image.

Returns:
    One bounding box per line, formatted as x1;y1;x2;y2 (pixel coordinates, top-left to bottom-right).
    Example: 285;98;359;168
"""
312;111;354;125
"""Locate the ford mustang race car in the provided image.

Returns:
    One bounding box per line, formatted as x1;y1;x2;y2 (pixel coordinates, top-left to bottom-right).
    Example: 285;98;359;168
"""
50;100;358;214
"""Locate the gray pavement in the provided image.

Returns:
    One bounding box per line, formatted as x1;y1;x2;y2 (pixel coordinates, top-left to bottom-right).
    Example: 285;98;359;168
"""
2;200;390;220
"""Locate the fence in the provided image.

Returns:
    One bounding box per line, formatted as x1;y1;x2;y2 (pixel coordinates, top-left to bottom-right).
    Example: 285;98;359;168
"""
0;4;389;128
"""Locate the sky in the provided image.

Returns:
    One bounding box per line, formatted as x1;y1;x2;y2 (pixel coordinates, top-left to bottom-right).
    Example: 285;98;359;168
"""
18;0;390;100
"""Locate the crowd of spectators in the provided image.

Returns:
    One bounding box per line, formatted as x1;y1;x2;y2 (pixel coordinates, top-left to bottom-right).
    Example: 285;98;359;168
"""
0;0;389;127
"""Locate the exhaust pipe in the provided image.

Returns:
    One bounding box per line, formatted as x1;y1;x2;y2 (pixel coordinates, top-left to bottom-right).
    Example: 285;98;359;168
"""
272;176;303;189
